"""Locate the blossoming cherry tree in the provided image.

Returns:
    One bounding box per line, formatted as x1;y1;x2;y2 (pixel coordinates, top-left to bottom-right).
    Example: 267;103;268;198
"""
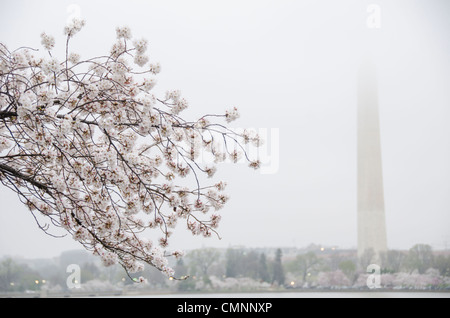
0;20;261;280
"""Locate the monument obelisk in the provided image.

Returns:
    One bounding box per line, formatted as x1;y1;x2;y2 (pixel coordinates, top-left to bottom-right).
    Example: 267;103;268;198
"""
357;59;388;259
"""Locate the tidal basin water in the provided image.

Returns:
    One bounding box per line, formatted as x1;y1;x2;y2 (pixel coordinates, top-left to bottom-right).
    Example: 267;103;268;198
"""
128;291;450;298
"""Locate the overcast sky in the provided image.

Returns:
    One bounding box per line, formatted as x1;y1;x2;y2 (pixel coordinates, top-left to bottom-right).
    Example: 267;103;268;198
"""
0;0;449;259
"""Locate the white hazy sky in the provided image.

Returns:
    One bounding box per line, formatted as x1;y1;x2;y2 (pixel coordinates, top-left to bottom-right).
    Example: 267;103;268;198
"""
0;0;449;259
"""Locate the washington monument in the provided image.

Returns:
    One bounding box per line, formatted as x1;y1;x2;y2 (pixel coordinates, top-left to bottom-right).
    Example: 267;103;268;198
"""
357;59;388;259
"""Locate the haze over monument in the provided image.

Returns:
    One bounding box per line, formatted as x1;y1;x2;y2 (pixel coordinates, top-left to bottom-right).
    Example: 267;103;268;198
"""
357;59;388;259
0;1;449;260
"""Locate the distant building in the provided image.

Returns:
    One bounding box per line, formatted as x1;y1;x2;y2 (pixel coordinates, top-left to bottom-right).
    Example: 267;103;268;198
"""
357;60;388;260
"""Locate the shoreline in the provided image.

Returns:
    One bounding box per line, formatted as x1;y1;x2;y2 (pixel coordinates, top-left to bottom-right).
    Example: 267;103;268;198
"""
2;288;450;298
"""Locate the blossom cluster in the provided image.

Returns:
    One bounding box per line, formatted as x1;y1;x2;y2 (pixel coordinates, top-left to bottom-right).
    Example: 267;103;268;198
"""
0;21;261;279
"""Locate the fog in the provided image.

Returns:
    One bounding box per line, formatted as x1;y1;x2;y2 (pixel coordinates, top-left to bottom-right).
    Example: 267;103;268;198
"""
0;0;449;259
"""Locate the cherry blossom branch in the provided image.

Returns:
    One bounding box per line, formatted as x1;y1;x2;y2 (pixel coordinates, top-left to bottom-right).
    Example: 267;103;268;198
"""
0;20;262;281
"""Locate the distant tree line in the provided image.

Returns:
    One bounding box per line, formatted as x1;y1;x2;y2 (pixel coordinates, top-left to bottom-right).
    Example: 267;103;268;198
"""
0;258;42;292
174;248;285;291
1;244;450;293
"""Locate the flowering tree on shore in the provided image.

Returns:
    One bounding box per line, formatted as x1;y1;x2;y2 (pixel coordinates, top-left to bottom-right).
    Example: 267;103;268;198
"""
0;19;261;280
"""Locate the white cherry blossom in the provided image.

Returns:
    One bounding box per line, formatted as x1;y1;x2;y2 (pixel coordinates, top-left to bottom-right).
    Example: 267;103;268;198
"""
0;21;261;280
